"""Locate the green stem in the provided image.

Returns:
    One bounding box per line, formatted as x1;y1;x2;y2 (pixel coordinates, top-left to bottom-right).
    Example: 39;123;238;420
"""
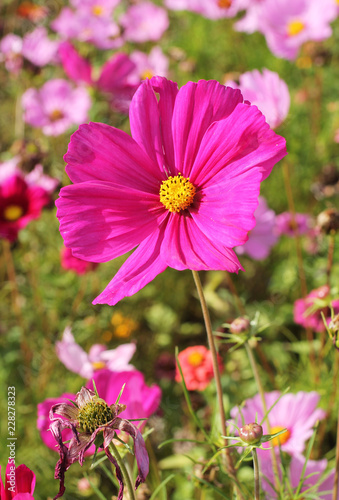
245;343;280;490
333;387;339;500
192;271;244;498
109;442;136;500
252;449;260;500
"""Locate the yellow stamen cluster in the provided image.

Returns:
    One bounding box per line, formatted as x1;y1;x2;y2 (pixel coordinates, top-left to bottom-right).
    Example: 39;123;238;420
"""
141;69;154;80
270;426;291;447
3;205;24;221
78;398;113;434
187;351;204;367
159;173;196;213
287;20;304;37
49;109;64;122
91;361;106;370
217;0;232;8
92;5;104;16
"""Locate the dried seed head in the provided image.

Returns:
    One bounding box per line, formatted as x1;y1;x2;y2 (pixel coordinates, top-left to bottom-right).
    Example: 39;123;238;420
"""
316;208;339;234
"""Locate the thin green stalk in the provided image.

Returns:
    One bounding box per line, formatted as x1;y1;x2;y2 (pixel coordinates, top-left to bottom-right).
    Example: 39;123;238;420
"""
245;343;280;490
252;449;260;500
191;271;244;498
109;442;136;500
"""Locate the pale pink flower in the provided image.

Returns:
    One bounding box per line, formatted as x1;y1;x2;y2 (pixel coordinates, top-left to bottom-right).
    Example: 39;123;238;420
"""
56;77;286;306
165;0;246;20
22;79;91;136
0;159;57;241
293;285;339;333
234;0;267;34
60;246;99;275
0;34;23;74
226;69;290;129
258;0;337;60
22;27;59;67
275;211;311;237
70;0;121;17
0;463;36;500
176;345;223;391
120;2;169;43
55;326;136;378
230;391;326;456
260;454;336;499
235;197;278;260
128;47;169;84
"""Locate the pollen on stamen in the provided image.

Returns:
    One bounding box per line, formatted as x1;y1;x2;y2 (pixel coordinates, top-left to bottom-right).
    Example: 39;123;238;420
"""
287;19;304;37
159;173;196;213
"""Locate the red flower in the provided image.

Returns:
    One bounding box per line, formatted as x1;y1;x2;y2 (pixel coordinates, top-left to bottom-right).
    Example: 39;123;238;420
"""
176;345;223;391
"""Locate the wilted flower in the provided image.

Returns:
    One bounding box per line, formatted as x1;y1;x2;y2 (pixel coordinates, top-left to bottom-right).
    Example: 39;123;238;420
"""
226;69;290;129
50;386;149;499
0;463;36;500
56;77;286;306
0;158;58;241
120;2;169;43
176;345;223;391
230;391;326;456
293;285;339;333
55;326;136;377
60;246;99;275
22;79;91;136
235;196;279;260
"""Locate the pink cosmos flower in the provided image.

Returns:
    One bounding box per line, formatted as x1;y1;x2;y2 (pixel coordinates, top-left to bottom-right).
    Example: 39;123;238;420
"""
293;285;339;333
225;69;290;129
37;369;161;452
275;211;311;237
0;159;58;242
120;2;169;43
22;27;59;67
128;47;169;85
50;386;149;499
175;345;223;391
56;77;286;306
165;0;246;20
22;79;91;136
260;454;336;499
58;42;138;113
51;8;121;50
0;34;23;74
60;246;99;275
55;326;136;377
234;0;267;34
230;391;326;456
235;197;278;260
258;0;337;60
70;0;121;17
0;463;36;500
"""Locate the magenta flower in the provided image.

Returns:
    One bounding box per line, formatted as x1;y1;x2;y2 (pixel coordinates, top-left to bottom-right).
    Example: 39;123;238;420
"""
22;27;59;67
50;386;149;499
226;69;290;129
275;211;311;237
260;454;336;499
0;463;36;500
0;34;23;74
120;2;169;43
235;196;278;260
230;391;326;456
294;285;339;333
60;246;99;275
22;79;91;136
258;0;337;60
56;77;286;306
0;159;57;242
55;326;136;377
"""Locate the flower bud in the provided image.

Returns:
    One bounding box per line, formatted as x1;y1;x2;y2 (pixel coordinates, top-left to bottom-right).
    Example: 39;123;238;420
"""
328;314;339;335
230;317;250;334
316;208;339;234
239;423;263;445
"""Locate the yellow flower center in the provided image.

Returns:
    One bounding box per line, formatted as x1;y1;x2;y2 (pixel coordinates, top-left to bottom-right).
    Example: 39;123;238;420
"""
78;398;113;434
218;0;232;8
187;351;204;367
92;361;106;370
141;69;154;80
49;109;64;122
92;5;103;16
159;173;196;213
3;204;24;221
287;20;305;37
270;426;291;447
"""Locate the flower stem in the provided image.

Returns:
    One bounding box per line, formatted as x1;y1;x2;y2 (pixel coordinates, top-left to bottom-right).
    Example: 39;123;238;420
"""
333;358;339;500
252;449;260;500
191;271;242;497
109;442;136;500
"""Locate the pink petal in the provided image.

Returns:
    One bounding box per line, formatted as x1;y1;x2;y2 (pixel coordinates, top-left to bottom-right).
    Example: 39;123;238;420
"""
97;53;136;93
64;122;161;190
56;181;165;262
161;213;243;272
93;227;167;305
58;41;93;86
172;81;244;177
55;327;92;378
